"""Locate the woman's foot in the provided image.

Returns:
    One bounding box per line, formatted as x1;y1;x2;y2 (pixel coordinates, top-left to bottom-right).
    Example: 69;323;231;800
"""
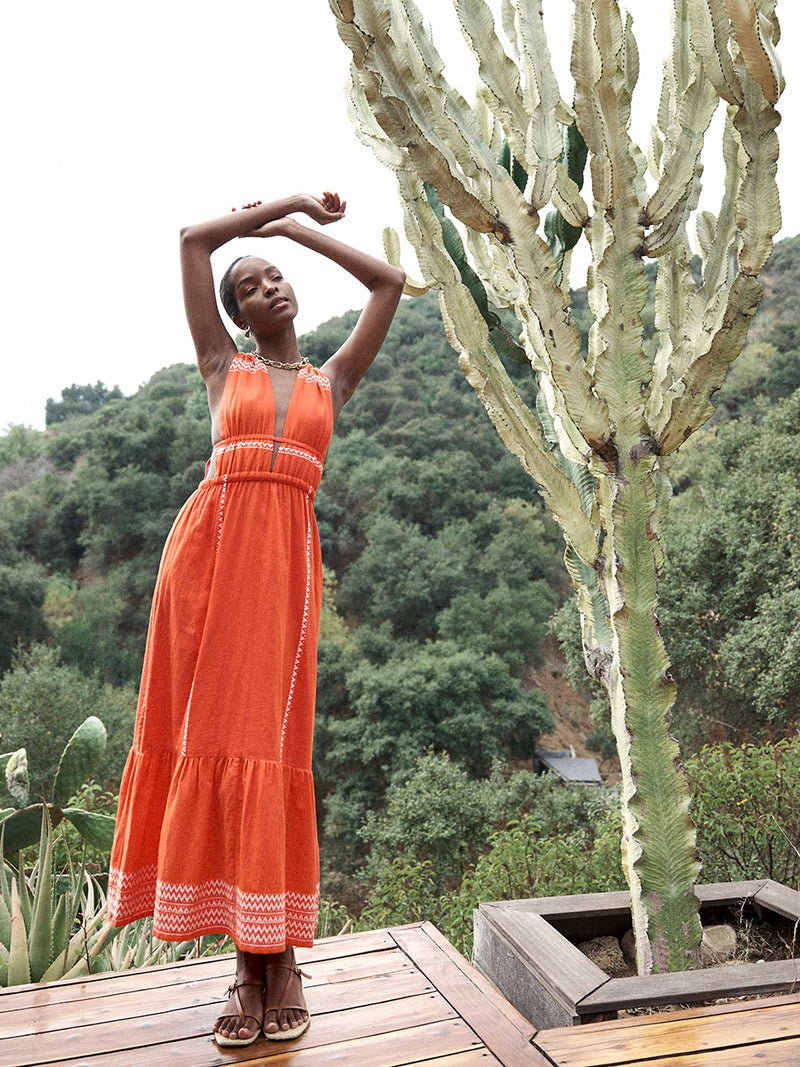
263;946;310;1040
213;950;265;1047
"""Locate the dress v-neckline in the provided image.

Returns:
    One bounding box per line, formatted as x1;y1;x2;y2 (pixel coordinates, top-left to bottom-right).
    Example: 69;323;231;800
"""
264;365;301;471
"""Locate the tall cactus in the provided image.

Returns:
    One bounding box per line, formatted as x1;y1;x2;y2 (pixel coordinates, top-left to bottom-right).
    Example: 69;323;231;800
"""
330;0;782;973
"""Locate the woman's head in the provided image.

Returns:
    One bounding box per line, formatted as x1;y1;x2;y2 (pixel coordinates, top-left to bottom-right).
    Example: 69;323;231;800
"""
220;256;298;333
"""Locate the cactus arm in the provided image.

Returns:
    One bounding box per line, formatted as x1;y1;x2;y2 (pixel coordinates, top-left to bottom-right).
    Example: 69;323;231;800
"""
724;0;784;104
440;282;600;567
687;0;742;104
552;159;591;230
643;54;720;254
343;0;513;237
382;227;429;296
658;272;762;454
510;0;564;208
731;63;782;275
454;0;529;169
572;1;651;446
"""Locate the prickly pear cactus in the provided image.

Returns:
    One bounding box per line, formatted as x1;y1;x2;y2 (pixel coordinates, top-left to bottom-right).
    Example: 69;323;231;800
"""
330;0;783;972
1;716;114;856
52;716;107;807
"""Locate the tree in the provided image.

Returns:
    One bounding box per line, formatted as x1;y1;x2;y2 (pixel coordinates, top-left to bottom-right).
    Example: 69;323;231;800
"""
331;0;783;972
45;382;123;425
0;644;136;792
320;638;552;863
660;391;800;739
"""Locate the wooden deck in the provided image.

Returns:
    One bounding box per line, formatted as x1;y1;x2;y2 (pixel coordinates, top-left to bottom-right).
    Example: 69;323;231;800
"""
1;922;798;1065
0;922;547;1066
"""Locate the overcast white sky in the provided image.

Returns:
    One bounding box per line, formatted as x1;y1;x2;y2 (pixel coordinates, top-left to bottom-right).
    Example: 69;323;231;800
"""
1;1;797;431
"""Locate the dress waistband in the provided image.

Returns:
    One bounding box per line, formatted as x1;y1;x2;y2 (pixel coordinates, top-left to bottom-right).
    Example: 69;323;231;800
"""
198;471;315;495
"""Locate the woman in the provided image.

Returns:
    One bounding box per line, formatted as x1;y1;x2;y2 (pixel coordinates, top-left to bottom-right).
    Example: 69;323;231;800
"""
107;192;405;1047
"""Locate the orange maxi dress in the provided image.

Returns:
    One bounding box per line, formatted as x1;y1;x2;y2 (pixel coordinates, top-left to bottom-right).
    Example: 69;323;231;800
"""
107;354;333;952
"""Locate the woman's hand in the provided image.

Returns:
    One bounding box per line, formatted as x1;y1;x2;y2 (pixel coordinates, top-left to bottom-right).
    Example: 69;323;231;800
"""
304;191;347;225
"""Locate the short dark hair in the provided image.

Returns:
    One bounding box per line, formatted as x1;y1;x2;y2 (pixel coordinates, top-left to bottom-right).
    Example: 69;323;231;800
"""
219;256;248;321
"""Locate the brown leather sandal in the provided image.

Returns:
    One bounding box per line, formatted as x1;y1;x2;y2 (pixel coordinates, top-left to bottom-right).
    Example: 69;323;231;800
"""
213;978;264;1048
263;957;311;1041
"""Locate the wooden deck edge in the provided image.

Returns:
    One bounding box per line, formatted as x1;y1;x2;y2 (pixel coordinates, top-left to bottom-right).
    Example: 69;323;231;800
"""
477;882;769;921
541;990;800;1038
578;957;800;1014
390;921;553;1065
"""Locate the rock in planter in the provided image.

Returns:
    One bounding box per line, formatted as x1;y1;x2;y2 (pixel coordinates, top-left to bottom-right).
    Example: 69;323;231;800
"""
702;924;737;966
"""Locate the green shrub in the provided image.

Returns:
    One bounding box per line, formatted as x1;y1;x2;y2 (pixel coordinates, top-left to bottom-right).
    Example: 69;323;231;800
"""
687;738;800;886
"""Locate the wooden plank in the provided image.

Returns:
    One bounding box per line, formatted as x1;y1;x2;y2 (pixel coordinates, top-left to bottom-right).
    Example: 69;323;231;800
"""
391;922;550;1066
0;943;407;1017
578;958;800;1014
0;928;398;1015
480;882;768;942
538;992;800;1036
412;1052;502;1067
0;962;432;1040
754;879;800;921
536;1000;800;1066
238;1018;487;1067
622;1035;800;1067
0;989;457;1067
58;1017;483;1067
474;904;606;1027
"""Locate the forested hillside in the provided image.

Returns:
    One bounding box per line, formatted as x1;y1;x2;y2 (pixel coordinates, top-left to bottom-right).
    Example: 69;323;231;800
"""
1;235;799;908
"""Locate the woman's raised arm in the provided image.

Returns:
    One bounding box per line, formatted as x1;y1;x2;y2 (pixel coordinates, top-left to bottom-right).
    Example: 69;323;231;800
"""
179;193;346;383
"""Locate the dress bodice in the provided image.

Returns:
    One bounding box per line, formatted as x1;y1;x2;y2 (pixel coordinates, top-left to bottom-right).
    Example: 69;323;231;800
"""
209;355;333;490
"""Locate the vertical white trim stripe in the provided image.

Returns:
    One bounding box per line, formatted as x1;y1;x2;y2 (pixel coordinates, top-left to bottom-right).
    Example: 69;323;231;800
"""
280;489;313;761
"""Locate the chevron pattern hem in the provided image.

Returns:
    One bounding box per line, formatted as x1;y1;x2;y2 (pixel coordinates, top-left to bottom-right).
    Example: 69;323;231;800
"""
151;878;319;952
107;863;158;926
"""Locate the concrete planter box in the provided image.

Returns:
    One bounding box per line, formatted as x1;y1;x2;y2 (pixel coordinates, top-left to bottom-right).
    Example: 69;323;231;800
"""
473;879;800;1028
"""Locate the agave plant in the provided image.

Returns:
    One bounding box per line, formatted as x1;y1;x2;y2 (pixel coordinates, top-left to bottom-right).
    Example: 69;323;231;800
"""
330;0;782;973
0;810;118;987
1;716;116;857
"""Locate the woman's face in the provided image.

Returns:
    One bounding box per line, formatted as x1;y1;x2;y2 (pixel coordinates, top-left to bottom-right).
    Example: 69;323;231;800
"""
230;257;298;333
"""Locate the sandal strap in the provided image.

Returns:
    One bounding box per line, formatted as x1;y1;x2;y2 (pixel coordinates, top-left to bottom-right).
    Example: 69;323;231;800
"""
264;962;310;1014
224;978;264;1024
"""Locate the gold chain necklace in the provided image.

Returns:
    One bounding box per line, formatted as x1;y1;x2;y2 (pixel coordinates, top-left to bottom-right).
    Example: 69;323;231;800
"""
253;352;309;371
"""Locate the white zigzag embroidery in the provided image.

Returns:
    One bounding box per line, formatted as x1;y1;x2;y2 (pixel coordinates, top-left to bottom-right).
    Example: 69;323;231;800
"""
152;879;319;946
215;474;228;549
230;355;262;374
213;439;323;474
229;356;330;394
108;863;158;923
